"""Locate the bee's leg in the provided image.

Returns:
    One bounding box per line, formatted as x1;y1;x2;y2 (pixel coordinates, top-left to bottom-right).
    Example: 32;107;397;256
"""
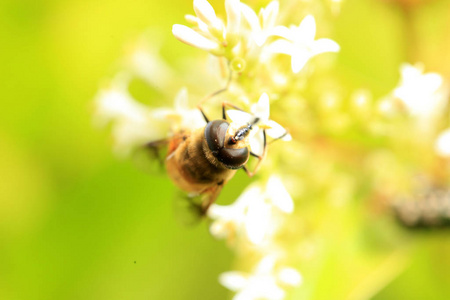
242;130;267;177
144;138;171;167
201;194;216;215
197;62;233;105
268;130;290;145
145;139;169;148
200;183;224;215
197;106;210;123
221;101;245;120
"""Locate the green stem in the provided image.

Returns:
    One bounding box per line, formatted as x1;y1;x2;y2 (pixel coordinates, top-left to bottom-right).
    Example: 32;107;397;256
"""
401;4;418;63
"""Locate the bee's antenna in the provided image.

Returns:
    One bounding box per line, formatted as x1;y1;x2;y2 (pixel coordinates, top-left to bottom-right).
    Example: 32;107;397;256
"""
197;60;233;123
197;59;233;107
251;117;260;126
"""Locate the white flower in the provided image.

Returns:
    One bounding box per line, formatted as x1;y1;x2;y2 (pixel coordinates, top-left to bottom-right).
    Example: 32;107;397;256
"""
267;15;340;73
226;93;291;156
128;45;173;91
154;88;206;132
94;74;171;156
240;0;279;46
393;63;445;117
207;185;257;241
95;76;205;156
208;175;294;245
435;128;450;157
219;255;302;300
172;0;241;55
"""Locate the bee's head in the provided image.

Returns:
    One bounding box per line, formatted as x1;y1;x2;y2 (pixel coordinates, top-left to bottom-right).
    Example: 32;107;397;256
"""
204;119;251;169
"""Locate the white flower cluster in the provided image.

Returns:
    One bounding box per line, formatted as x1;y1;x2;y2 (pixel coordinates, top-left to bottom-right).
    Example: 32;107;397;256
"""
219;255;302;300
389;63;450;158
393;63;446;118
173;0;339;73
95;1;342;299
208;175;293;245
94;75;204;156
208;175;301;299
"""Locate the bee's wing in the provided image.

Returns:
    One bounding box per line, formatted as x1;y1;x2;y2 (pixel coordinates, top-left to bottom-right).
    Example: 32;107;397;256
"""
133;132;187;173
172;191;204;226
131;138;170;173
172;184;224;226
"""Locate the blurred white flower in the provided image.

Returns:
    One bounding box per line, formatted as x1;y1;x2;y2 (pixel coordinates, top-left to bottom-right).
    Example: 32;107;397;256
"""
435;128;450;157
153;88;206;132
278;267;303;286
95;76;205;156
208;175;294;245
227;93;291;156
393;63;445;118
172;0;241;55
329;0;343;16
207;185;256;241
128;46;173;91
240;0;279;46
219;255;302;300
267;15;340;73
95;75;171;156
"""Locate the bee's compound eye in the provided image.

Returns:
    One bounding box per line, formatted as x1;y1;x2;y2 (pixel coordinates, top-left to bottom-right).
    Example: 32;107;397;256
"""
217;147;249;169
205;120;229;152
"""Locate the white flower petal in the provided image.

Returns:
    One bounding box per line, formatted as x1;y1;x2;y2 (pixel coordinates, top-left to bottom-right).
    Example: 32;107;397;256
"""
252;93;270;121
250;129;265;157
193;0;218;28
209;220;229;239
240;2;260;32
297;15;316;43
312;38;340;55
185;14;198;25
261;1;279;29
265;285;285;300
278;268;302;286
245;201;271;244
227;109;254;124
226;0;241;39
207;203;229;219
180;109;206;130
394;63;446;117
172;24;219;51
96;88;147;123
435;129;450;157
219;272;248;291
233;290;256;300
174;88;189;111
400;63;422;82
268;25;294;40
150;107;174;119
255;255;277;274
281;133;292;141
266;176;294;213
267;39;293;55
265;120;287;139
130;49;172;90
252;32;268;47
291;49;311;73
421;73;443;92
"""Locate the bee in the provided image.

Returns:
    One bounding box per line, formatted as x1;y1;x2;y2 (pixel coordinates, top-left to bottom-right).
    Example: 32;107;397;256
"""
146;103;269;215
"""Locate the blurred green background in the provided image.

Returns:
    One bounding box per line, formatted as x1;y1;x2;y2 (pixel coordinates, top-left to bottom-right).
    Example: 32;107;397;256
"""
1;0;450;299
